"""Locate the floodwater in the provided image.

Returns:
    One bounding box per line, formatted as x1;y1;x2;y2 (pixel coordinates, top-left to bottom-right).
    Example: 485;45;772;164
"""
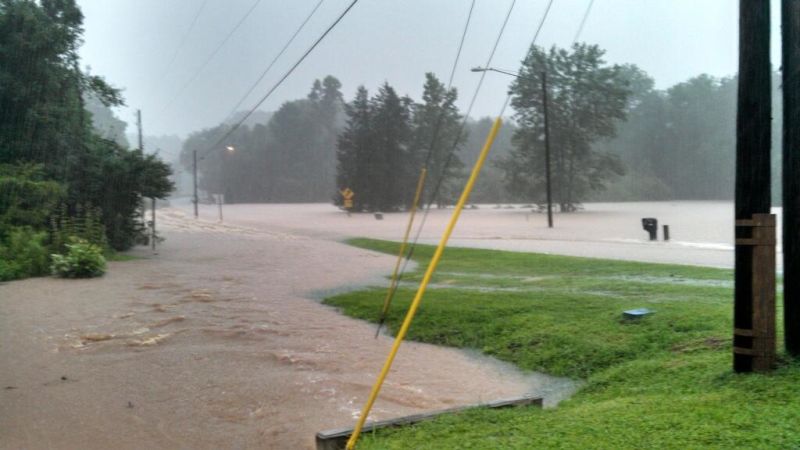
199;200;782;268
0;209;576;450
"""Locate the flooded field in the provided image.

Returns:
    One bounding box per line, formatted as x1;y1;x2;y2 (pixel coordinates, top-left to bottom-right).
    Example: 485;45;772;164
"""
188;200;782;268
0;209;575;450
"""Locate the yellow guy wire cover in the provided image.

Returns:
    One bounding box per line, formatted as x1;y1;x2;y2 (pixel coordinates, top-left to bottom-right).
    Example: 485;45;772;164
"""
346;116;503;450
378;167;428;324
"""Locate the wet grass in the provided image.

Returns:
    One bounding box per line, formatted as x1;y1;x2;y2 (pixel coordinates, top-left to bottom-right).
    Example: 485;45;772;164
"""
324;238;800;449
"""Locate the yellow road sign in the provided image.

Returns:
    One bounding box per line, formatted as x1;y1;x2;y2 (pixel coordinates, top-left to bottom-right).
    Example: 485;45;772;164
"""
340;188;354;200
341;188;354;210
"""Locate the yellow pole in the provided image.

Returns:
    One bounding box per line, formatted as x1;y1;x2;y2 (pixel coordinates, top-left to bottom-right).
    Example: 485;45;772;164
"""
378;167;428;327
346;117;503;450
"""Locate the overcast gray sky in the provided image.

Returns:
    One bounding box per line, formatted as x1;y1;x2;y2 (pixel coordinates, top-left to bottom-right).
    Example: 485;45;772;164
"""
77;0;783;138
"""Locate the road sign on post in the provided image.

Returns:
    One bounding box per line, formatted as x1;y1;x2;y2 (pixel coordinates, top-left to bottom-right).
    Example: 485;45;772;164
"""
340;188;354;211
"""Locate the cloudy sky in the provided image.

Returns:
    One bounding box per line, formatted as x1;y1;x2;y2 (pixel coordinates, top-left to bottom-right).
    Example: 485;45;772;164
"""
77;0;783;138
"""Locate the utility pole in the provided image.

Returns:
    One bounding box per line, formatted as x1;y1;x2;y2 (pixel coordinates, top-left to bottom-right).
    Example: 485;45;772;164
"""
783;0;800;356
541;71;554;228
137;110;156;254
137;110;145;223
137;109;143;151
733;0;775;373
193;150;199;219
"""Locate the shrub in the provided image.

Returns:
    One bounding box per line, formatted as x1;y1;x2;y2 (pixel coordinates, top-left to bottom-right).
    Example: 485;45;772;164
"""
0;227;50;281
51;238;106;278
50;203;107;254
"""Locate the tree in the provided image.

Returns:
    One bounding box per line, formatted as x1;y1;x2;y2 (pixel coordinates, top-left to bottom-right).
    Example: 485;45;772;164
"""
335;82;413;212
409;73;465;207
501;43;630;210
0;0;173;252
180;77;344;203
369;83;412;211
337;86;369;209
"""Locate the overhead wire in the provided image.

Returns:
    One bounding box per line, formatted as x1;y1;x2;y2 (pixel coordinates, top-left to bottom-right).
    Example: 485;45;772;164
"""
159;0;264;115
153;0;209;89
374;0;477;335
573;0;595;44
352;3;563;446
206;0;360;152
377;0;536;332
225;0;327;118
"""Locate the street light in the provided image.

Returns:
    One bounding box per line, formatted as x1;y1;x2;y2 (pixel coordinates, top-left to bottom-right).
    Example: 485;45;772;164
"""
219;145;235;222
471;65;554;228
192;145;236;222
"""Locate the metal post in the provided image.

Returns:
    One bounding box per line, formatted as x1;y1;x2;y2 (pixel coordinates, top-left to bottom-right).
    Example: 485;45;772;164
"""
734;0;774;373
151;197;157;254
541;71;554;228
218;194;223;222
193;150;199;219
782;0;800;356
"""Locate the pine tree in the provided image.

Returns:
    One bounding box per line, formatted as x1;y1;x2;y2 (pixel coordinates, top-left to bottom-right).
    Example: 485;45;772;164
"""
369;83;412;211
337;86;373;210
410;73;465;208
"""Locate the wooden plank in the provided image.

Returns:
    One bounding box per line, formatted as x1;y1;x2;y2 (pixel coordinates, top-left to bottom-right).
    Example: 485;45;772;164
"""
316;396;543;450
735;237;777;246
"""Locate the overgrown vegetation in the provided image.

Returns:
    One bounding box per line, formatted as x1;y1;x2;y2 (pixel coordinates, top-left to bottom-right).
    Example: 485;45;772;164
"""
0;0;173;281
325;239;799;449
50;238;106;278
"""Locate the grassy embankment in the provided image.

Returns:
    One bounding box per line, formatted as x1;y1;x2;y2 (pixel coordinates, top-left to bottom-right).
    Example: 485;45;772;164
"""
324;238;800;449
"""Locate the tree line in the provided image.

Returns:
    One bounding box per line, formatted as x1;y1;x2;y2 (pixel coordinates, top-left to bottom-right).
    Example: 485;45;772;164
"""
0;0;173;280
183;41;776;211
180;76;342;203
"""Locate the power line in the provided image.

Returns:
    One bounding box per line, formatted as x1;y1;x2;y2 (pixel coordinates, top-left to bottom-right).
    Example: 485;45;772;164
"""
447;0;477;88
208;0;360;151
379;0;521;328
500;0;554;117
573;0;595;44
159;0;264;115
375;0;478;334
400;0;556;297
154;0;209;88
226;0;326;118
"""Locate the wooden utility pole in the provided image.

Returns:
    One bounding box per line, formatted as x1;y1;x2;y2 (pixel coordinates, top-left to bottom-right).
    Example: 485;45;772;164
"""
734;0;775;373
193;150;199;219
137;110;156;254
541;71;554;228
783;0;800;356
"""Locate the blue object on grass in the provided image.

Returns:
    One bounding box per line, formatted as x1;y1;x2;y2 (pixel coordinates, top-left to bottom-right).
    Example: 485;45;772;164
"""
623;308;654;319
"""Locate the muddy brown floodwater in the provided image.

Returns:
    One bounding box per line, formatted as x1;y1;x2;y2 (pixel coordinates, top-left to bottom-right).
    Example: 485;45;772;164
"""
0;209;575;450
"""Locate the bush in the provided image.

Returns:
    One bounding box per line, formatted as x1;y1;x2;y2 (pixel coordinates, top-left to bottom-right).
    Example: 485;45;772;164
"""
51;238;106;278
0;227;50;281
50;203;107;254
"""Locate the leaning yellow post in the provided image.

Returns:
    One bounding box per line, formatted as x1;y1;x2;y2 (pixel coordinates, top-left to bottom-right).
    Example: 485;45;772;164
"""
378;167;428;324
346;117;503;450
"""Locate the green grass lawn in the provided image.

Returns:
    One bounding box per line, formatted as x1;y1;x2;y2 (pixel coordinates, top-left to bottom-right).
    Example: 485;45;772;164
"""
324;238;800;449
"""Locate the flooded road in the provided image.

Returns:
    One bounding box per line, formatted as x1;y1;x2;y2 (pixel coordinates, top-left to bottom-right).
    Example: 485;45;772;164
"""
197;200;783;268
0;210;574;450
